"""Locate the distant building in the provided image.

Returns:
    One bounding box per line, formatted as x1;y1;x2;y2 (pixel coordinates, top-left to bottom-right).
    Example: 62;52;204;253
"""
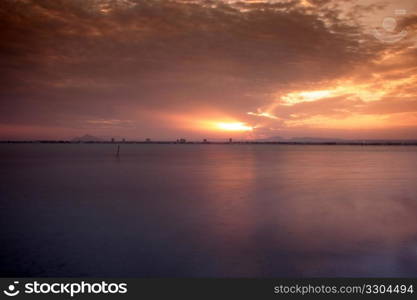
145;138;151;142
203;139;208;143
179;138;186;144
122;138;126;142
111;138;115;143
229;138;233;143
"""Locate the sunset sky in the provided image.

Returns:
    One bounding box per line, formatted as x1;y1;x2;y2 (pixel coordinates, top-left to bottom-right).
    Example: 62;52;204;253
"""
1;0;417;140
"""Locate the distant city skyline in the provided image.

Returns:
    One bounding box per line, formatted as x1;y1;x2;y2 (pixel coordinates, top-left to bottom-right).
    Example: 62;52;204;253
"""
1;0;417;140
2;133;416;144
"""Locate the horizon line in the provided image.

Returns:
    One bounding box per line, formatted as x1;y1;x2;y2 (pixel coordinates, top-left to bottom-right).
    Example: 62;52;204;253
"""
1;140;417;146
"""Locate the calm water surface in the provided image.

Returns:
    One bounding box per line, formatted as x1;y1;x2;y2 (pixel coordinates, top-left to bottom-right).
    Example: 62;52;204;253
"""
1;144;417;277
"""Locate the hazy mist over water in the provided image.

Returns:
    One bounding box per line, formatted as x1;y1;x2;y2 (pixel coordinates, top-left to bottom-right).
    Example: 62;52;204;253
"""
1;144;417;277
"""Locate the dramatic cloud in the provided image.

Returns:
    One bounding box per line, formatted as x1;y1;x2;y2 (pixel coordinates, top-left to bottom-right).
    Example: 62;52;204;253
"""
0;0;416;140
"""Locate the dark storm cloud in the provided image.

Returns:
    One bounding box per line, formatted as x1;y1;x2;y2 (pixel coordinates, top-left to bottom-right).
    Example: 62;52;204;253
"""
0;0;378;136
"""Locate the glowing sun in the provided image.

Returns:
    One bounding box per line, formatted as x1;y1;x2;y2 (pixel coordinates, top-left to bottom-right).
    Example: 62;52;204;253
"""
216;122;253;131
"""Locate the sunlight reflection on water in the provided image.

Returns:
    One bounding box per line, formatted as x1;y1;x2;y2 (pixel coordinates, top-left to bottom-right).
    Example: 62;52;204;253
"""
1;144;417;277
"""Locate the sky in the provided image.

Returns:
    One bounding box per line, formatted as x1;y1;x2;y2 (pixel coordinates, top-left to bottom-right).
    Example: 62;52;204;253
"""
1;0;417;140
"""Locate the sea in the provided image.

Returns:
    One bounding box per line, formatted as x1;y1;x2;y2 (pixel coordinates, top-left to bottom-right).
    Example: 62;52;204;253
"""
1;144;417;277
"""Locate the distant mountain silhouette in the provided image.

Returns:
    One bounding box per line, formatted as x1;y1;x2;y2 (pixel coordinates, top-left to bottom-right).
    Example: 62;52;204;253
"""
289;137;346;143
255;136;344;142
254;136;417;144
71;134;103;142
254;136;285;142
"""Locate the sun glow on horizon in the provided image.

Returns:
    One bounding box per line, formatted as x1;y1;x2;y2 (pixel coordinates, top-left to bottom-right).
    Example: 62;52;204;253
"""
166;113;254;133
216;122;253;131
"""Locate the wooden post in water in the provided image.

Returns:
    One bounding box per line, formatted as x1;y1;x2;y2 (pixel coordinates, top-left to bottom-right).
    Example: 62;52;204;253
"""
116;144;120;157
